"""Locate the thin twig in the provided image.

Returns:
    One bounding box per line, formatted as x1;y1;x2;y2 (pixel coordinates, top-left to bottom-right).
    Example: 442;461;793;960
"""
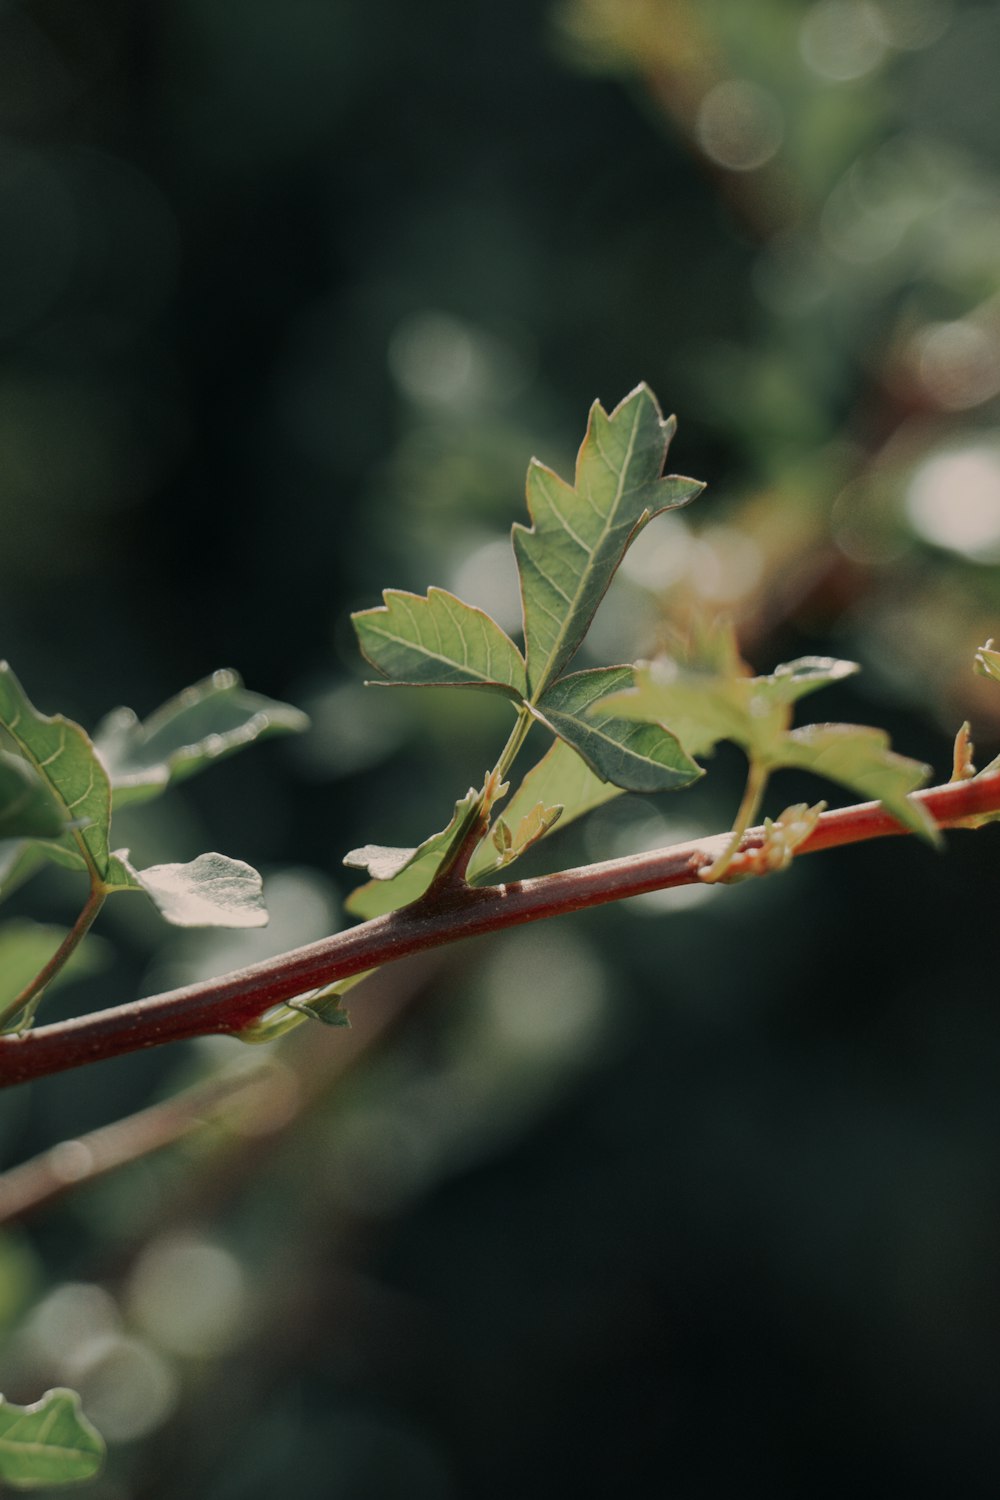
0;954;444;1225
1;770;999;1089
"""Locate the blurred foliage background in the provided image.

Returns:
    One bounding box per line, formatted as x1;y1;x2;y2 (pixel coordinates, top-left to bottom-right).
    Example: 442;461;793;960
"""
3;0;1000;1494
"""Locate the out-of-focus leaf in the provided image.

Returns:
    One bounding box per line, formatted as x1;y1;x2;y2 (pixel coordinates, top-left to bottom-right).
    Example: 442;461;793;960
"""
780;725;937;841
0;1388;104;1489
107;851;269;927
0;919;110;1032
974;639;1000;685
513;383;703;697
531;666;703;793
602;642;860;764
93;669;309;808
345;786;482;919
602;636;934;839
0;663;111;877
0;753;63;840
468;738;623;880
353;588;527;698
762;656;860;708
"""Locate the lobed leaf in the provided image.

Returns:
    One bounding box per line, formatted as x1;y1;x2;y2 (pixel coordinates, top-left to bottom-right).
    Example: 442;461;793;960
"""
0;753;64;841
601;647;862;765
345;787;482;919
107;851;269;927
513;384;703;698
0;1388;104;1489
531;667;703;793
602;638;935;839
93;669;309;808
0;663;111;878
780;725;937;842
353;589;527;698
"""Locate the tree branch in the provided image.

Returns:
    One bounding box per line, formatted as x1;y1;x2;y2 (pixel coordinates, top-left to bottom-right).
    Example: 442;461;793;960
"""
2;770;999;1089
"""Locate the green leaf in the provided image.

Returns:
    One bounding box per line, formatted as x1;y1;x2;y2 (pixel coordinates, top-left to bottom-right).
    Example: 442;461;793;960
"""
0;753;63;840
760;655;860;709
0;1388;104;1489
779;725;937;842
0;663;111;878
470;802;564;879
467;738;623;881
601;644;861;764
531;666;703;794
974;639;1000;685
93;669;310;808
106;851;269;927
602;637;935;840
352;588;527;698
0;919;110;1033
345;786;482;919
513;384;703;697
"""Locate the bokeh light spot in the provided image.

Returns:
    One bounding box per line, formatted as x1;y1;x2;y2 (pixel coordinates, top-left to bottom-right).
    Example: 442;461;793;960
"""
696;80;784;172
800;0;888;81
905;447;1000;560
128;1233;248;1358
914;321;1000;410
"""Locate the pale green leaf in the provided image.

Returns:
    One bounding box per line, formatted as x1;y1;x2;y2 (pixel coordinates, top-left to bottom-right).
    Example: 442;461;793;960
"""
0;1388;104;1489
0;753;63;840
779;725;937;842
93;669;309;808
759;655;860;707
469;803;564;879
598;658;751;758
345;787;481;919
513;384;703;697
353;588;527;698
239;974;361;1042
974;639;1000;685
532;666;703;792
0;919;110;1033
467;738;623;880
601;650;861;764
106;850;269;927
0;663;111;877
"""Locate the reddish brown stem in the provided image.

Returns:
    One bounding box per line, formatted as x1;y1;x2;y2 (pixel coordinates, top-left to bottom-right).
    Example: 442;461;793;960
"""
2;771;999;1089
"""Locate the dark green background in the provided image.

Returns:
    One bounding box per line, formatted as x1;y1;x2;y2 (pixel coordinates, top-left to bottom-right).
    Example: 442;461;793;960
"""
3;1;1000;1495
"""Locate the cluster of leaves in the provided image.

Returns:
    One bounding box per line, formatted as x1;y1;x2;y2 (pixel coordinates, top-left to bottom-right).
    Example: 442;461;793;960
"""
0;666;308;1033
346;383;937;910
0;383;954;1487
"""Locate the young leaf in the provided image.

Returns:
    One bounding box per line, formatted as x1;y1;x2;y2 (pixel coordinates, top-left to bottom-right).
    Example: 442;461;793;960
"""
93;669;309;808
531;667;703;793
600;643;863;766
601;639;936;841
0;753;64;841
353;589;527;698
513;384;703;698
467;738;624;881
106;851;269;928
974;639;1000;685
780;725;937;841
0;1388;104;1488
0;663;111;878
469;802;564;879
345;786;482;919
